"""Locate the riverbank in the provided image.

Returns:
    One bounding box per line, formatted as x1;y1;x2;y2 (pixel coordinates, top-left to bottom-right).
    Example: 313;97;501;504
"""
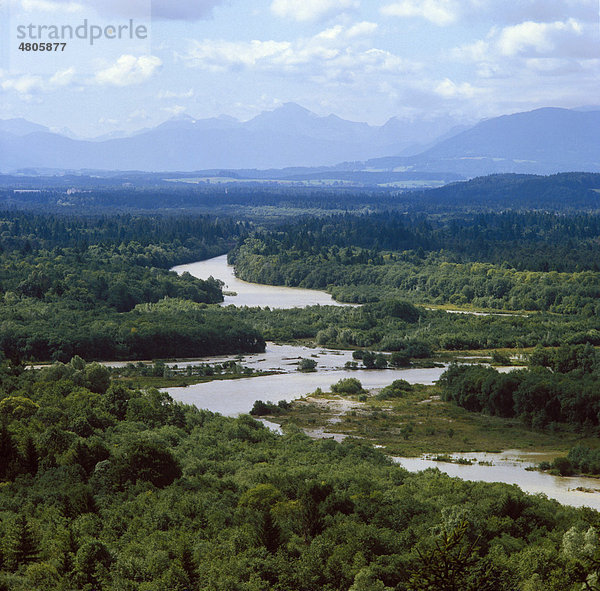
262;383;598;457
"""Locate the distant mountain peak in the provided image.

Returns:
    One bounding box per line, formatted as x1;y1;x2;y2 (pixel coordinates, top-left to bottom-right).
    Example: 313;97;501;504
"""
169;113;196;121
0;118;49;136
277;102;314;115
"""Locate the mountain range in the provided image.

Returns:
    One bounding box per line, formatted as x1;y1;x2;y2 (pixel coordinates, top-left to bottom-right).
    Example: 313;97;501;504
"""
0;104;598;176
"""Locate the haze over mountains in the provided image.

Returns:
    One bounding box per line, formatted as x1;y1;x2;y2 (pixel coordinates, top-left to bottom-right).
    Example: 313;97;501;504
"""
0;104;598;177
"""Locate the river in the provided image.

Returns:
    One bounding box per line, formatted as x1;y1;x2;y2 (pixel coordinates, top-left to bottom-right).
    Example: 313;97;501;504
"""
164;342;448;416
172;254;348;308
166;255;600;510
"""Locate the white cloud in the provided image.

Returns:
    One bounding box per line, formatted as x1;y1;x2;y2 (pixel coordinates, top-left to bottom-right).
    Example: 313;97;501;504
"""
185;40;292;71
157;89;195;99
1;74;44;94
127;109;149;121
49;68;75;87
381;0;597;26
0;66;76;98
381;0;457;26
95;55;162;86
271;0;358;22
454;17;594;67
346;21;378;37
498;19;584;57
435;78;478;98
440;10;599;116
182;24;416;84
162;105;186;116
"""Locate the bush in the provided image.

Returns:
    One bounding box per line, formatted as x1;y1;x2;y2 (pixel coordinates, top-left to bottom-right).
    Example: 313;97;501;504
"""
551;456;574;476
250;400;290;416
117;439;181;488
298;358;317;372
491;351;511;365
331;378;364;395
389;351;410;367
376;379;413;400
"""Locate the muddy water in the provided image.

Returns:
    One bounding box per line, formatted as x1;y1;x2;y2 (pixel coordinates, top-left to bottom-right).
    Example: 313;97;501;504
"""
172;254;348;308
168;256;600;510
393;452;600;510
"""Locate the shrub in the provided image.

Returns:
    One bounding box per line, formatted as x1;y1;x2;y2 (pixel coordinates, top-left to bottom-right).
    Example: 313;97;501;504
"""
331;378;364;395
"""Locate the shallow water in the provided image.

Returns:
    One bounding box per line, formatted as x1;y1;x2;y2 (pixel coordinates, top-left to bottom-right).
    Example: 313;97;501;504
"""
167;257;600;510
393;452;600;510
172;254;348;308
165;342;447;416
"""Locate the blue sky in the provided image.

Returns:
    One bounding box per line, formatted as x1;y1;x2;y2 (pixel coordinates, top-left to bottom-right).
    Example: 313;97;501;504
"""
1;0;598;137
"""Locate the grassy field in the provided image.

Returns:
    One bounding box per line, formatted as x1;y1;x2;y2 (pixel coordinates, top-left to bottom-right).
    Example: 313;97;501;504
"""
267;383;599;457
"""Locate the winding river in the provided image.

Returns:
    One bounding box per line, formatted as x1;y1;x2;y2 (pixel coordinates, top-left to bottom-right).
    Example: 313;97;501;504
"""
167;255;600;510
173;254;347;308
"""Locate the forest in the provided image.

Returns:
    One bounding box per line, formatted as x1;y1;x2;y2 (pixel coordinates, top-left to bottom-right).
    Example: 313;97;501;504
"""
2;358;600;590
1;174;600;589
0;213;263;362
231;210;600;312
440;344;600;430
1;171;599;215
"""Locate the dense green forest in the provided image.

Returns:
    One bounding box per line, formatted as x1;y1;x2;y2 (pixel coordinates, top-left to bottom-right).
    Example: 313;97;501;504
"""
219;299;600;352
4;207;600;360
2;359;600;590
231;210;600;312
440;344;600;430
0;213;263;362
2;176;600;589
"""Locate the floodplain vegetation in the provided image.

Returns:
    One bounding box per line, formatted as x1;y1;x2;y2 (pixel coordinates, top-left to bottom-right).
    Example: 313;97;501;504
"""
2;358;600;590
1;174;600;588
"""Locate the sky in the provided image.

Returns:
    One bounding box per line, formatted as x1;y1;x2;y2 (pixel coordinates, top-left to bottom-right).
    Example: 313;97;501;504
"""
1;0;598;137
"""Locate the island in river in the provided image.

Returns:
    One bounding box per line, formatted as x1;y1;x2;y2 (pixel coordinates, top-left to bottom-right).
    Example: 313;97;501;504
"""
167;254;600;511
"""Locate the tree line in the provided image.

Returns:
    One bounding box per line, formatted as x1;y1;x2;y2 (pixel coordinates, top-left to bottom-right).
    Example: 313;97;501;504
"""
0;358;599;590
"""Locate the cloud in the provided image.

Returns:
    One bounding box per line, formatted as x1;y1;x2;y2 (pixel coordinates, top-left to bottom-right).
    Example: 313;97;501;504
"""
498;19;586;57
127;109;150;121
15;0;227;20
18;0;83;12
454;18;595;66
381;0;457;25
381;0;597;26
185;40;292;71
271;0;358;22
435;78;478;98
162;105;186;116
49;68;76;87
347;21;378;37
1;74;44;94
182;23;409;79
95;55;161;86
441;11;599;116
0;67;74;96
157;89;195;99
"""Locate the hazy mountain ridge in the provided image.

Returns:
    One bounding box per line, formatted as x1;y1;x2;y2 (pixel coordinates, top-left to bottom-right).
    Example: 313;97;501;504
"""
0;105;598;175
0;103;460;172
366;108;600;176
